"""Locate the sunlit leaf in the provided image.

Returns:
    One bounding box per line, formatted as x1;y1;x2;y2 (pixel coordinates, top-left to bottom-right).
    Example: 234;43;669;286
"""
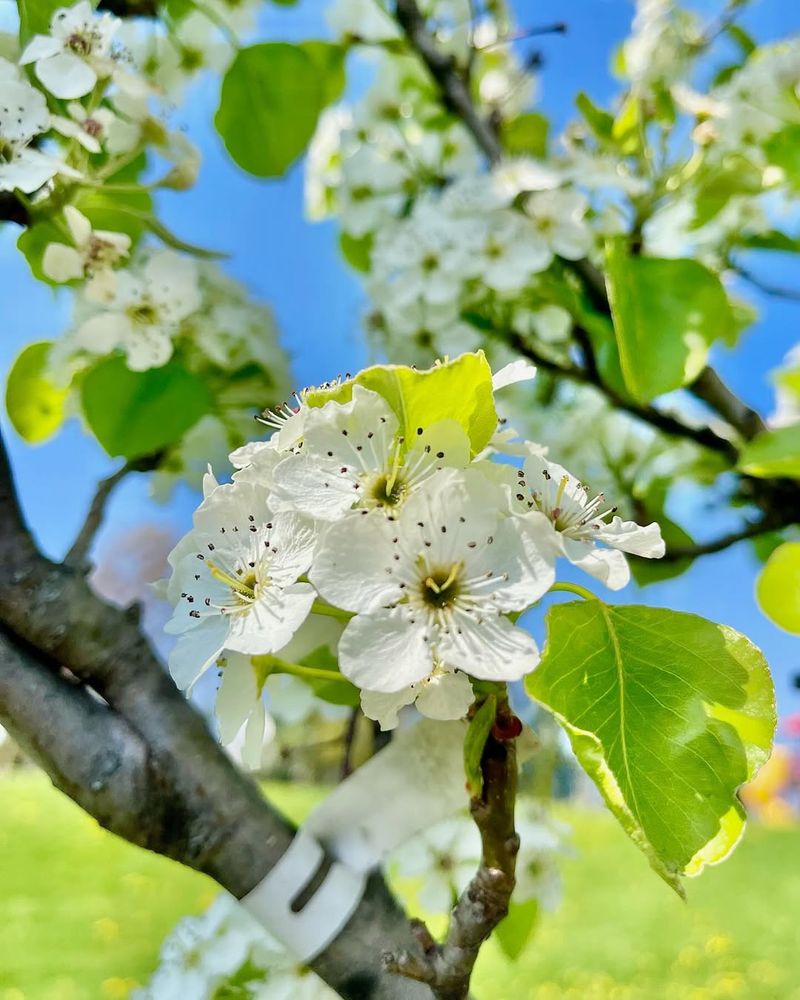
756;542;800;634
527;601;775;894
494;898;539;961
81;356;212;460
215;43;325;177
605;239;736;402
5;342;67;444
464;694;496;797
737;424;800;479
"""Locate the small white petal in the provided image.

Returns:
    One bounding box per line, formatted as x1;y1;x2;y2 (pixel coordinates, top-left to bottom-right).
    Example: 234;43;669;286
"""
226;582;316;655
440;615;539;682
19;35;62;64
339;609;433;692
596;516;665;558
36;51;97;98
215;653;258;745
168;616;229;691
492;360;538;391
311;515;402;613
42;242;84;282
415;670;474;721
562;536;631;590
360;686;416;731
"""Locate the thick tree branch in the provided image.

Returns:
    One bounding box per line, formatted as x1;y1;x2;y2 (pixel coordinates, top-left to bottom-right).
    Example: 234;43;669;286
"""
689;367;766;441
385;703;519;1000
0;433;430;1000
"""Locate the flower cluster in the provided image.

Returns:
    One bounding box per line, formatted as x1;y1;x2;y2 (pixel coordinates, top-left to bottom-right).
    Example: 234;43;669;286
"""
162;354;664;745
390;798;568;914
135;893;338;1000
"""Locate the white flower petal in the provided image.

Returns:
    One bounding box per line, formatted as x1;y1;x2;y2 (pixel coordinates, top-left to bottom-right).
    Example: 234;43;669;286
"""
168;616;229;691
36;51;97;98
64;205;92;245
19;35;62;64
562;536;631;590
226;582;316;655
492;359;538;391
215;652;258;745
415;670;474;721
42;242;84;282
360;685;416;730
596;516;665;558
440;614;539;682
311;515;402;613
338;609;433;692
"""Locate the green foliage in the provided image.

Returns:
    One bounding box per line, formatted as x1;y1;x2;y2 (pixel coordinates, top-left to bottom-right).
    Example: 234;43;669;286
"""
494;898;539;961
17;0;61;42
215;43;339;177
500;113;549;158
630;480;694;586
16;221;65;284
605;240;737;402
5;342;67;444
756;542;800;634
339;231;373;273
81;356;212;460
575;92;614;142
463;693;496;797
764;126;800;190
737;424;800;478
297;646;360;707
526;601;775;895
305;351;498;457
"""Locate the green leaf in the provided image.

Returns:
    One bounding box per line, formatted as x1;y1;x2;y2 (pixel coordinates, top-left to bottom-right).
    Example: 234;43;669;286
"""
17;220;65;283
611;94;640;154
739;230;800;253
737;425;800;479
526;601;775;894
764;126;800;190
500;112;549;158
215;43;325;177
494;898;539;961
299;41;346;106
298;646;360;707
81;356;212;460
339;231;373;273
631;481;694;586
756;543;800;634
305;352;498;458
725;24;756;56
18;0;60;43
605;240;736;402
464;693;496;797
575;92;614;141
5;342;67;444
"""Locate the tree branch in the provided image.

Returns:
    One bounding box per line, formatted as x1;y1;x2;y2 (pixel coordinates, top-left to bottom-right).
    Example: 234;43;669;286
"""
0;430;431;1000
385;702;519;1000
662;517;787;562
64;457;159;569
394;0;502;164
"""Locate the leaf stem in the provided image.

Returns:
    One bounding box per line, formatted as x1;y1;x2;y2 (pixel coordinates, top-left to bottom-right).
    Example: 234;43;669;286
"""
311;600;354;622
548;581;597;601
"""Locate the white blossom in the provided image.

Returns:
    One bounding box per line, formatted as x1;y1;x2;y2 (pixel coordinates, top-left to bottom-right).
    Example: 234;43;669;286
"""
271;384;470;522
518;453;665;589
72;250;201;370
361;663;475;730
42;205;130;299
50;101;115;153
0;77;71;193
20;1;121;100
311;467;555;692
164;480;316;691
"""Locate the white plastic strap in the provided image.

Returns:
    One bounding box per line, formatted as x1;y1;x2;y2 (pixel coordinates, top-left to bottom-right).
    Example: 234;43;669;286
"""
306;719;471;871
241;828;367;962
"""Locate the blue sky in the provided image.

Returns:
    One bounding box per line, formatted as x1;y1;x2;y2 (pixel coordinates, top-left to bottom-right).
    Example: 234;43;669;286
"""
1;0;799;713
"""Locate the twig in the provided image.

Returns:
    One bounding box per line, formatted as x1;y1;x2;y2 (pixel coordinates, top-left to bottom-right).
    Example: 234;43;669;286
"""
63;455;161;570
395;0;502;164
689;367;766;441
731;264;800;304
341;707;360;779
385;698;519;999
485;323;739;458
662;517;786;562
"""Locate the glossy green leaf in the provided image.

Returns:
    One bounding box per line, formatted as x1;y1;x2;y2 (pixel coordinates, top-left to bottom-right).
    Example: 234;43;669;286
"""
737;424;800;479
299;41;346;106
576;92;614;141
5;342;67;444
500;112;549;158
527;601;775;894
17;220;65;284
605;240;736;402
297;645;360;707
305;352;498;457
18;0;61;42
494;898;539;961
464;694;496;797
81;356;212;460
756;542;800;634
215;43;324;177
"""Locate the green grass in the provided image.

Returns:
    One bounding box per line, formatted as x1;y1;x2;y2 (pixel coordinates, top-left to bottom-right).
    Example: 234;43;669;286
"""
1;774;799;1000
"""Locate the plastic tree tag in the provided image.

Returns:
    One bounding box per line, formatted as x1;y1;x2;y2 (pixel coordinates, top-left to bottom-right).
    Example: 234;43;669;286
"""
241;828;367;962
306;719;470;870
